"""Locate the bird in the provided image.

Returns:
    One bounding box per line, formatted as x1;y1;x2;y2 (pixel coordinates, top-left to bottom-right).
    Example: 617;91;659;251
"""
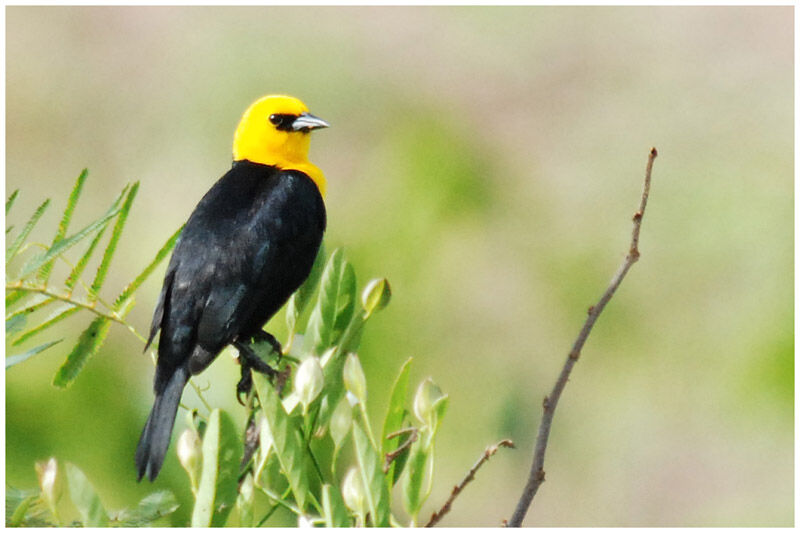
135;95;329;481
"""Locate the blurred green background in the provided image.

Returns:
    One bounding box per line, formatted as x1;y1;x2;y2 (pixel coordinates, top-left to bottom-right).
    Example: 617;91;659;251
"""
6;6;793;527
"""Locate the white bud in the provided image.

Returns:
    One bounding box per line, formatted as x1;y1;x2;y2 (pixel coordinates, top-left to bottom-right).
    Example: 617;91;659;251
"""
361;278;391;314
329;398;352;448
341;467;365;515
343;353;367;405
177;428;202;491
413;378;445;427
297;514;314;528
35;457;58;506
295;356;324;414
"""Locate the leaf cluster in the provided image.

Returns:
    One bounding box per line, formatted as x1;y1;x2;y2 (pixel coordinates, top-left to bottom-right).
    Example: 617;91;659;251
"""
5;170;180;385
6;458;178;527
179;247;449;527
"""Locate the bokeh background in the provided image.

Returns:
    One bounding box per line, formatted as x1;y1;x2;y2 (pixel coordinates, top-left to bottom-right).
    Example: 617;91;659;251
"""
6;6;793;527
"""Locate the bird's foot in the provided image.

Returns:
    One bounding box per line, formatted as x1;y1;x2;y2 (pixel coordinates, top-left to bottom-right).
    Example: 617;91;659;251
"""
234;340;278;405
252;330;283;361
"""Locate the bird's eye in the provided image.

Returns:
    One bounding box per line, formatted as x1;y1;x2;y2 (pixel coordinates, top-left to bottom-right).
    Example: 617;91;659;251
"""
269;114;281;126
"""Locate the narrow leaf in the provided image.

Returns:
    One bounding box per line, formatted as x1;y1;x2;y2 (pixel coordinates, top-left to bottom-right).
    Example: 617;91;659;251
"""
5;289;28;308
6;295;55;324
12;305;80;346
113;224;182;310
322;484;351;527
17;186;127;278
382;357;413;484
6;339;63;369
7;199;50;263
191;409;240;527
6;486;39;527
8;493;38;527
236;472;255;527
286;241;327;335
52;316;112;388
115;491;179;527
402;438;430;519
89;182;139;301
65;462;108;527
304;248;357;355
253;372;310;511
37;169;88;283
352;424;391;527
64;226;107;291
6;189;19;215
6;312;28;336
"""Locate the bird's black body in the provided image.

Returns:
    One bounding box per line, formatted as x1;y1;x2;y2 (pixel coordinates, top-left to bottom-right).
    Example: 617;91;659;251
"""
135;161;325;481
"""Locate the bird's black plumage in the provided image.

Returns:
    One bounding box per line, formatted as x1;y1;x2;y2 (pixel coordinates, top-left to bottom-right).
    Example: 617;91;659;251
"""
135;161;325;481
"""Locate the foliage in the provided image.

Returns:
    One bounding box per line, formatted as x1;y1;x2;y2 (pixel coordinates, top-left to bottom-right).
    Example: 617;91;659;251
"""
5;170;181;387
5;174;458;527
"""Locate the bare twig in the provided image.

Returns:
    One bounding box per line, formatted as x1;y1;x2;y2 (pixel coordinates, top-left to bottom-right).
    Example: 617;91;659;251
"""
383;427;419;473
507;148;658;527
426;439;515;527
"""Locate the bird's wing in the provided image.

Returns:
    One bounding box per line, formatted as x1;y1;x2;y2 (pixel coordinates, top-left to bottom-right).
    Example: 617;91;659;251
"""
149;167;324;375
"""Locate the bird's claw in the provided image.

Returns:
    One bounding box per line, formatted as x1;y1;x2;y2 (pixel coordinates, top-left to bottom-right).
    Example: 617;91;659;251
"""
236;370;253;405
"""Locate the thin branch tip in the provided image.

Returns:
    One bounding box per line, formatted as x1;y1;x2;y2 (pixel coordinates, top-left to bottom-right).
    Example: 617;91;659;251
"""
506;148;658;527
425;439;514;527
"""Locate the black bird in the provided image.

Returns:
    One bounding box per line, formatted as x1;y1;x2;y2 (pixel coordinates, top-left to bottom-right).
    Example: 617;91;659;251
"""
136;95;329;481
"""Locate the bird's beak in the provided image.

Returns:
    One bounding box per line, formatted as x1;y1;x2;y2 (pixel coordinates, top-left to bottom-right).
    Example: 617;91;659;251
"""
292;112;330;132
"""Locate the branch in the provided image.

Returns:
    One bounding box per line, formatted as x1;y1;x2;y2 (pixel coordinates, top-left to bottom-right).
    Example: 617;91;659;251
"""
507;148;658;527
426;439;515;527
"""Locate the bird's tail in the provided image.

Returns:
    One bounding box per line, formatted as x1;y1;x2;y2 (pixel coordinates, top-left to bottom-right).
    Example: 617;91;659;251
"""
135;365;189;481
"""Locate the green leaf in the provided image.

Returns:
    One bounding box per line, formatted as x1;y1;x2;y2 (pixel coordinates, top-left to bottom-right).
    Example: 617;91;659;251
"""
382;357;412;484
236;472;255;527
89;182;139;301
6;189;19;216
321;484;351;527
65;462;108;527
7;198;50;264
114;491;179;527
191;409;240;527
253;372;310;511
37;169;88;283
12;305;80;346
401;438;430;520
17;187;126;278
64;226;107;291
52;316;112;388
352;424;391;527
304;248;357;355
6;295;55;325
286;241;327;336
6;339;63;369
6;312;28;336
113;224;182;310
6;486;38;527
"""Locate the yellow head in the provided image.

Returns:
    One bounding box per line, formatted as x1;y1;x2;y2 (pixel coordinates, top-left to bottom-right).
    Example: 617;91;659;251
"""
232;95;329;195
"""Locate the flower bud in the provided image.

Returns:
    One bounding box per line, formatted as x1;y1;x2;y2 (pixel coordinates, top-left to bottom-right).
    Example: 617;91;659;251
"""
329;398;352;448
294;356;324;414
35;457;59;508
413;378;446;427
177;428;202;492
297;514;314;528
361;278;391;314
343;353;367;405
341;467;365;515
